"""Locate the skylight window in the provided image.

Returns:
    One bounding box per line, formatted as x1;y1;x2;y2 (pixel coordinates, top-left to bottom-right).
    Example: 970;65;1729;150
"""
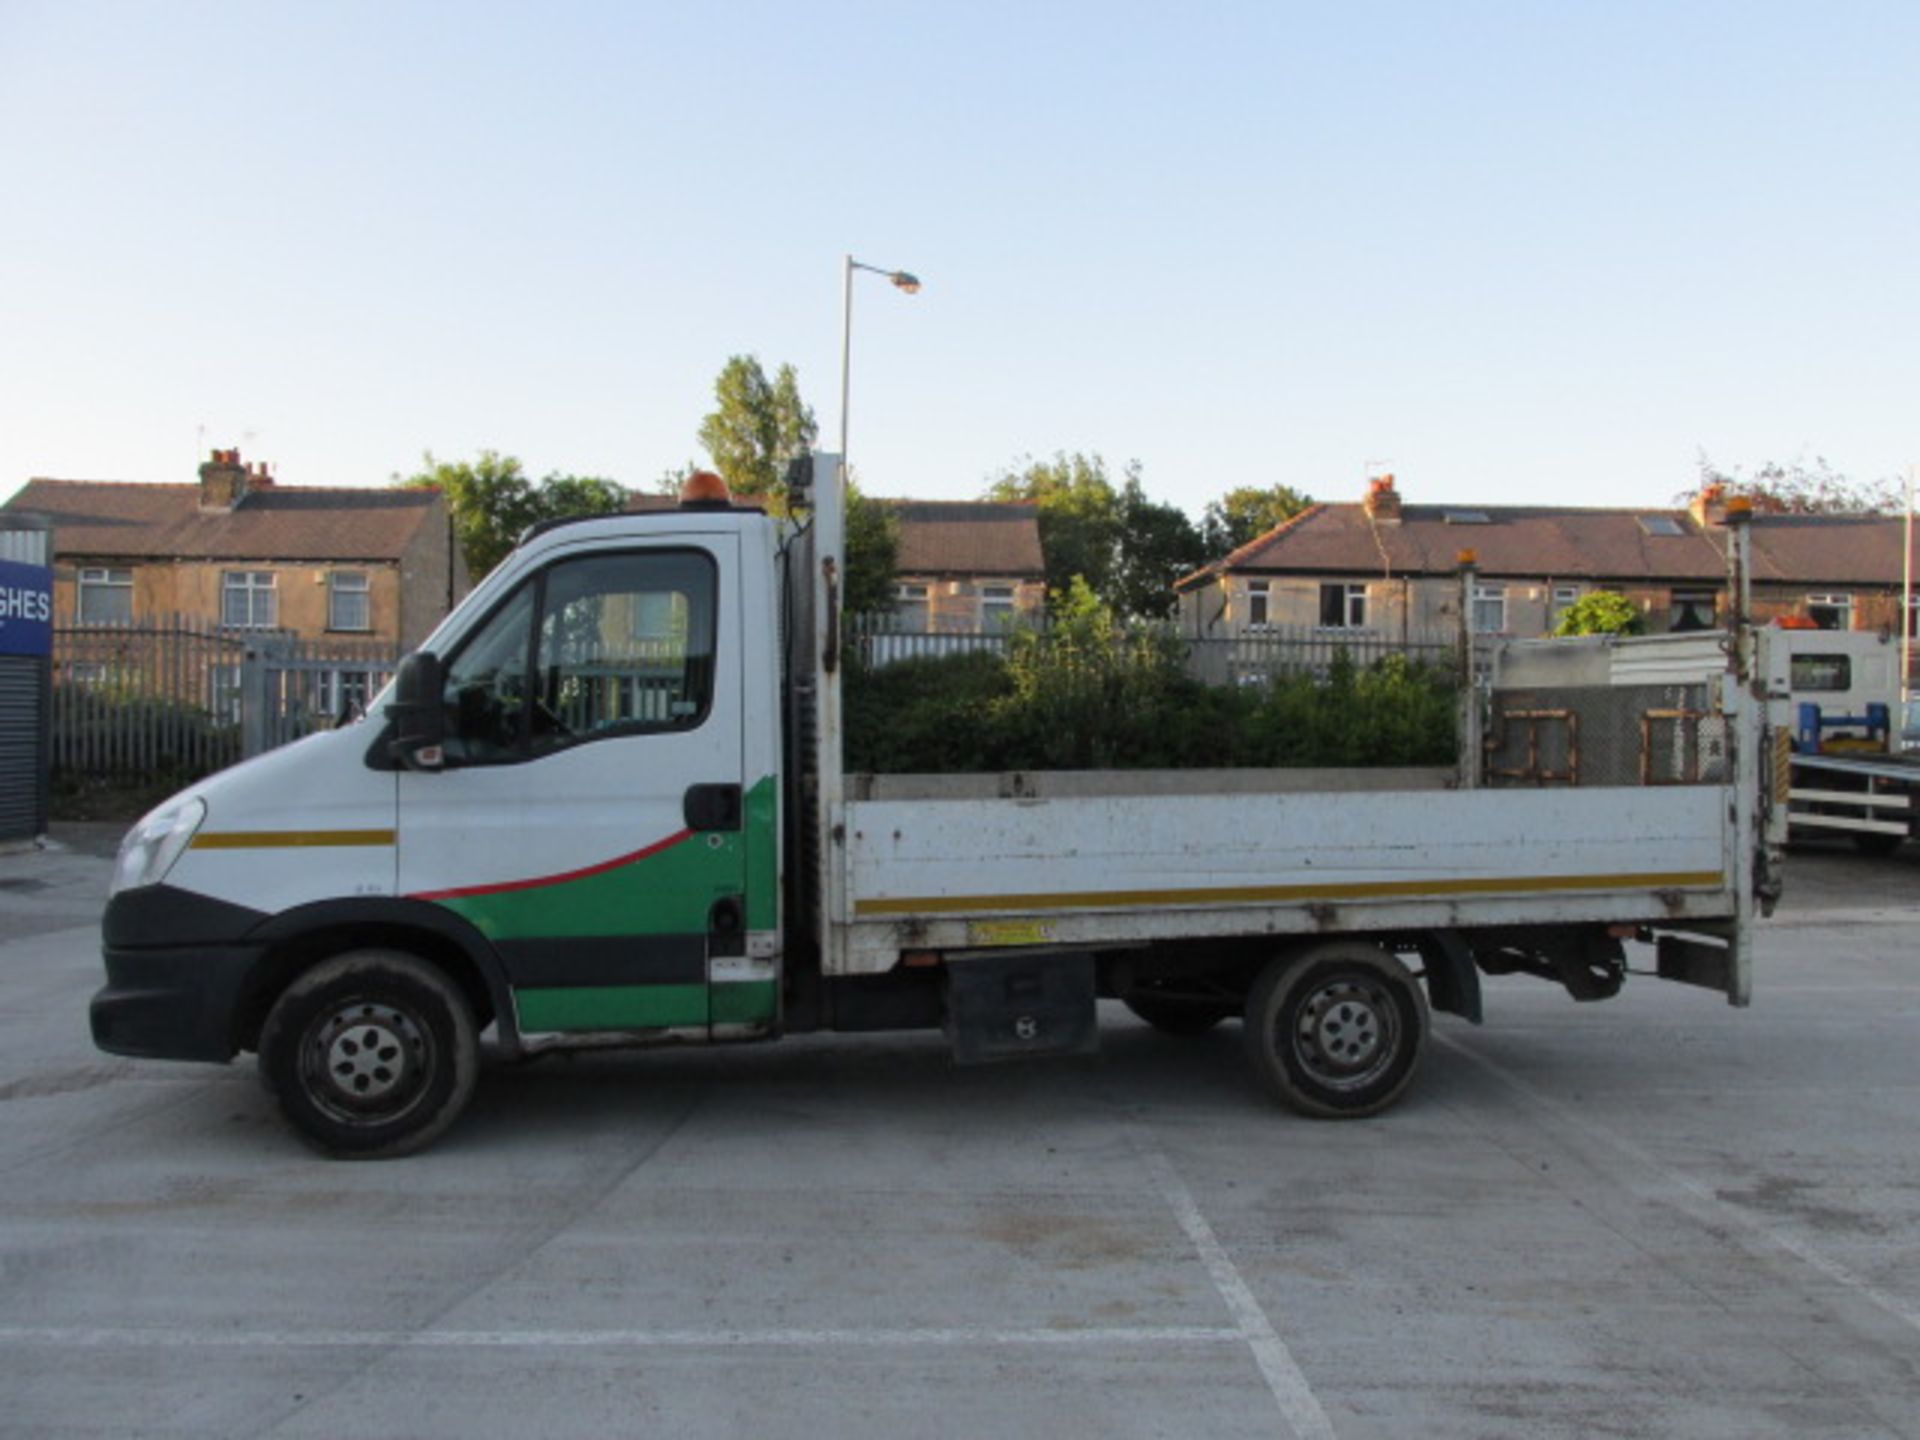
1443;510;1490;525
1639;515;1686;537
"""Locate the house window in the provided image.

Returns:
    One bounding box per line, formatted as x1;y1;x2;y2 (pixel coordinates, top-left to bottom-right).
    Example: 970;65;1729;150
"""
980;584;1017;630
1670;589;1716;632
894;582;930;631
627;590;690;653
1246;579;1270;629
1471;583;1507;634
208;664;242;725
222;571;277;629
1318;583;1366;629
76;567;133;624
328;571;371;632
1807;593;1852;631
316;668;379;721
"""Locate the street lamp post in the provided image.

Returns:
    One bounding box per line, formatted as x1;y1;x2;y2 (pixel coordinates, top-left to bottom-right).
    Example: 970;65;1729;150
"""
838;255;921;479
1903;463;1915;706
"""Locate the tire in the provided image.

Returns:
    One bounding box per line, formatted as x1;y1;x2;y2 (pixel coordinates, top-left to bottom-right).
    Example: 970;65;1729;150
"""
1851;830;1904;857
1123;994;1234;1036
1243;943;1429;1119
259;949;479;1159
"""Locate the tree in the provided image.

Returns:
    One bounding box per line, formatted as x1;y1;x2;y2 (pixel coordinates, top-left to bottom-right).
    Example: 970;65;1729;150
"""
985;452;1126;604
394;452;625;580
1684;455;1901;515
696;355;818;499
1552;591;1644;637
1111;474;1206;621
986;452;1211;621
1200;484;1315;555
843;484;901;616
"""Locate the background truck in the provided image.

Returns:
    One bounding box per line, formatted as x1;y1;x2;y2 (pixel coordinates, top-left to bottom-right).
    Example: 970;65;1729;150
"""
91;459;1784;1156
1776;629;1920;854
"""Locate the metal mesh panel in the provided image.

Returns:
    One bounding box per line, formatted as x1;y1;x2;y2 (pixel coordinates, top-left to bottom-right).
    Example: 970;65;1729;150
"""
1486;683;1721;788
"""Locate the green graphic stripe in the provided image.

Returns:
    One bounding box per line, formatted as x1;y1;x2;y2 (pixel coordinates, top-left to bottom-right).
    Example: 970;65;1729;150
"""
711;980;777;1026
516;984;706;1031
744;777;778;931
516;981;776;1033
432;777;778;942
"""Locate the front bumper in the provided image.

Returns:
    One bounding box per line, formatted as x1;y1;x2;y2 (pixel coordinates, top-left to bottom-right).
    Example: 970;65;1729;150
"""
91;944;263;1061
91;885;270;1062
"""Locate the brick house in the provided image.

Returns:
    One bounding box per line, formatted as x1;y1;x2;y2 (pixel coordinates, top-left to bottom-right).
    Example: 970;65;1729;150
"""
1177;474;1916;646
4;450;468;650
883;500;1046;631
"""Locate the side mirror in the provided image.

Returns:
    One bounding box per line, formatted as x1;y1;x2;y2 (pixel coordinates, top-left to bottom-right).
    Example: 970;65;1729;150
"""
387;651;446;771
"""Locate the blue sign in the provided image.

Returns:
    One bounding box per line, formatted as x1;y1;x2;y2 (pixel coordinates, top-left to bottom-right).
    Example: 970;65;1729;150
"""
0;558;53;657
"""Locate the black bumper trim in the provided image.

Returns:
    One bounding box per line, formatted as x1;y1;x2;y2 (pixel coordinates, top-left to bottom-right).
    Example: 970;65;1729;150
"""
91;944;263;1062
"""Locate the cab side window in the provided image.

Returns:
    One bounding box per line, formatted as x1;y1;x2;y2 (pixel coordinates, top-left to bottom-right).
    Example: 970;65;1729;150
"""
439;585;535;764
437;549;717;766
530;550;716;755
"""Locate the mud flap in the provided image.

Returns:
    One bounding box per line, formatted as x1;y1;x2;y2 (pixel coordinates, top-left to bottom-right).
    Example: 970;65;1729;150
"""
1656;932;1734;997
945;952;1098;1065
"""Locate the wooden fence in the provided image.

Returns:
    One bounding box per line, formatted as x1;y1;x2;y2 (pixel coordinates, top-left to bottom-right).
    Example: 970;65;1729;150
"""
52;616;398;781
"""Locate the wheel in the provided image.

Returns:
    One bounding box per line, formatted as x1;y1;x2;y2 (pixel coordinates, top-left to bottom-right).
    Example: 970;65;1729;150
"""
1851;830;1904;857
1123;994;1234;1036
1243;942;1429;1118
259;950;479;1159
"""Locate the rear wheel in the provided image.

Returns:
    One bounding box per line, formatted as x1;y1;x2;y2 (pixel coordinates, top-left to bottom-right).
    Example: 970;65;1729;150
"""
259;949;479;1159
1244;943;1428;1118
1123;994;1234;1036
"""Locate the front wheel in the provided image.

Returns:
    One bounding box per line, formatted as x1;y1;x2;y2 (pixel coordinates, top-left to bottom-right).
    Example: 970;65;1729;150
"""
259;950;479;1158
1244;943;1429;1118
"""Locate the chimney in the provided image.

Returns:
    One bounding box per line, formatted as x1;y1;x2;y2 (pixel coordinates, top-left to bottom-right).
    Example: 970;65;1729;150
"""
1363;472;1402;523
1690;481;1728;529
198;448;259;510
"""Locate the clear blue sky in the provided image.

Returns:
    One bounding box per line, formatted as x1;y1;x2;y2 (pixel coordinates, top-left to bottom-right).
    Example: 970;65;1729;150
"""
2;1;1914;518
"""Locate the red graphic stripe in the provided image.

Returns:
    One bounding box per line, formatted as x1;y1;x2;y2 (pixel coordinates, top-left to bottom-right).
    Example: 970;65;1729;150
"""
407;828;694;902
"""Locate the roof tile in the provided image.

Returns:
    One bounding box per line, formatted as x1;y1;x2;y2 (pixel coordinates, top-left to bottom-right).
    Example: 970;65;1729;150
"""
4;479;444;562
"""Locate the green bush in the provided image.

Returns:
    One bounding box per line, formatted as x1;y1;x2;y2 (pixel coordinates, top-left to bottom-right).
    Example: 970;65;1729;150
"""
844;621;1457;773
1552;590;1644;637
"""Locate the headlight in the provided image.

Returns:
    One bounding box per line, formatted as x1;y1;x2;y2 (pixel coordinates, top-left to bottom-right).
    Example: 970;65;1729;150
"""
110;798;207;897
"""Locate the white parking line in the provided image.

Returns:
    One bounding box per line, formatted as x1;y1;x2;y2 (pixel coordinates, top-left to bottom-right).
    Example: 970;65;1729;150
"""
1136;1142;1339;1440
1436;1031;1920;1338
0;1324;1242;1351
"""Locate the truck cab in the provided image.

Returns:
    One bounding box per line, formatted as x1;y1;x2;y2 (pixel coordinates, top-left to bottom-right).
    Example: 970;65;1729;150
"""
94;490;792;1155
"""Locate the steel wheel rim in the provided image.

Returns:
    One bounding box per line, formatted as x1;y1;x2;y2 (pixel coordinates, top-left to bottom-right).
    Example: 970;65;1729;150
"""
299;997;433;1127
1289;977;1400;1092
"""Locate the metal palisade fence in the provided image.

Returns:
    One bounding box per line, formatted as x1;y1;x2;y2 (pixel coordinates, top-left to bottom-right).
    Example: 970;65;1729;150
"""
847;613;1459;684
52;615;398;782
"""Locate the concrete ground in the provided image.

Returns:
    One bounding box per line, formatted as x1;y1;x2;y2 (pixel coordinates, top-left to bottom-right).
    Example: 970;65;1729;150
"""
0;837;1916;1439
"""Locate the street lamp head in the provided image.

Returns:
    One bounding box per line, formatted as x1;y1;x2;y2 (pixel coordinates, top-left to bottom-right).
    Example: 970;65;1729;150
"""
841;256;925;471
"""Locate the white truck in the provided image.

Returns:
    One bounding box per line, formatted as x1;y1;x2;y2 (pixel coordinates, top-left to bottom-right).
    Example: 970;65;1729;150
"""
91;460;1785;1156
1775;629;1920;854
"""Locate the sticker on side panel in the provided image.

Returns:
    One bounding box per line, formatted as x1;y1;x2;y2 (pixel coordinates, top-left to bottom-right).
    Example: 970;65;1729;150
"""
965;919;1055;948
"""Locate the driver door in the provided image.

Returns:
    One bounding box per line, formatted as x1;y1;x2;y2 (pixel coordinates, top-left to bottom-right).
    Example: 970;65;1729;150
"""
397;536;750;1039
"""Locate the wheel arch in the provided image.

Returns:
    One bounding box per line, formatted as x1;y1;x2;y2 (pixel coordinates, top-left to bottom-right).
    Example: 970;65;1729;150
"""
236;899;520;1059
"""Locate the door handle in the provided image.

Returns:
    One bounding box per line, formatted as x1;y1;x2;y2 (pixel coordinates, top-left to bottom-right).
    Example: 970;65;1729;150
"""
684;783;742;832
